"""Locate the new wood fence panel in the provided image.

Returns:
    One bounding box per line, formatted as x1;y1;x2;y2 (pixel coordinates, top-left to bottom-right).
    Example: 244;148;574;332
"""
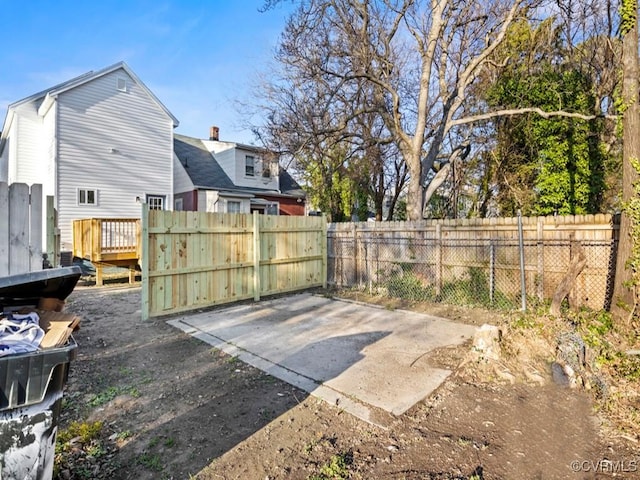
143;210;325;318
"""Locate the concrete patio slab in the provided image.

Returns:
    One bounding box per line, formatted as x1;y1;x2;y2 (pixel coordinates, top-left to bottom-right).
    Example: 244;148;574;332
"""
168;293;476;424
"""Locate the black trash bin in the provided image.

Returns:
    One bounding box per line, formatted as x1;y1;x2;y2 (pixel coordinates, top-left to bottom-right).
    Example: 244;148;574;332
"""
0;267;82;480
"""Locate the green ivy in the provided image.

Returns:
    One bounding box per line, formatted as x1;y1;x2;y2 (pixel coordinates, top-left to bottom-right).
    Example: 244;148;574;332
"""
622;157;640;287
620;0;637;36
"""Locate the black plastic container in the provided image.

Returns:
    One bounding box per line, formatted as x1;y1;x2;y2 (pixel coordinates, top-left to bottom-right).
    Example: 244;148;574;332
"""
0;266;81;480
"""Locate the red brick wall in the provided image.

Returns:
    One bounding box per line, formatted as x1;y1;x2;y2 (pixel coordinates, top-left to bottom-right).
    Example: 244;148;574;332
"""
175;191;197;211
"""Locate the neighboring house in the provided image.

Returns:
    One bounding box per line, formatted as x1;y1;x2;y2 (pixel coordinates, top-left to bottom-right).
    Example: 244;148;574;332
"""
173;129;306;215
0;61;178;251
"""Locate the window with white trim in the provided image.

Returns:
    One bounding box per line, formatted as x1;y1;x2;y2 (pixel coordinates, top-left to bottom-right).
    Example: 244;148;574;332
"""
227;200;241;213
78;189;97;206
146;195;165;210
266;202;279;215
245;155;255;177
117;77;127;92
174;198;184;211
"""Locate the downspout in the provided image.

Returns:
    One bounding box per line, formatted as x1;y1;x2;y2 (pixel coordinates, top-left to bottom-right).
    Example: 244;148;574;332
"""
169;122;174;211
54;99;60;258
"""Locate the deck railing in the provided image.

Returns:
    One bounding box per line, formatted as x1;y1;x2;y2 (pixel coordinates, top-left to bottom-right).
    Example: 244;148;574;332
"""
72;218;141;285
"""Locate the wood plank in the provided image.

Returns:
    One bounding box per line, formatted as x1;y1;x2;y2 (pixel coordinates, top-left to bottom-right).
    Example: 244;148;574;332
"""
9;183;30;274
253;211;260;301
0;183;9;276
29;184;43;272
45;196;56;267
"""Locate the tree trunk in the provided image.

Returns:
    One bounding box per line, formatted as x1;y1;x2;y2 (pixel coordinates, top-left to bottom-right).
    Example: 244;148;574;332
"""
610;7;640;322
550;242;587;317
406;151;423;220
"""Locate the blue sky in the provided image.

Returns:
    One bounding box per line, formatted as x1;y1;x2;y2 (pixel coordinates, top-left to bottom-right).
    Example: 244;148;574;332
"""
0;0;295;144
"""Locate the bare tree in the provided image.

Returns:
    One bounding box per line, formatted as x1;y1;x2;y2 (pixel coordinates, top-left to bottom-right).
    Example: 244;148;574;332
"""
610;0;639;323
252;2;407;220
260;0;620;220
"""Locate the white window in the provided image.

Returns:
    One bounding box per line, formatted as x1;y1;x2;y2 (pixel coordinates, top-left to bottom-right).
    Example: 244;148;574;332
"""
174;198;184;211
266;203;279;215
78;189;97;206
117;77;127;92
147;195;165;210
227;200;241;213
245;155;255;176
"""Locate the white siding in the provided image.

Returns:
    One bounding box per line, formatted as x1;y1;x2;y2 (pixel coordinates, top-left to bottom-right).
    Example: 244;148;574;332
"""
232;148;279;190
0;125;13;182
56;69;174;249
200;190;220;212
12;104;45;185
42;104;57;197
173;154;194;194
201;141;279;190
203;141;236;183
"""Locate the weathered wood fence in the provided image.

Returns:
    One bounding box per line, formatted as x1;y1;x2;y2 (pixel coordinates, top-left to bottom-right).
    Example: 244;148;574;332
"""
0;182;55;276
142;210;327;319
328;214;617;310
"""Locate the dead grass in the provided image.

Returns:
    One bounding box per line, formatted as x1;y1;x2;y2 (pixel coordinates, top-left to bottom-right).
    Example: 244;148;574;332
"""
334;288;640;444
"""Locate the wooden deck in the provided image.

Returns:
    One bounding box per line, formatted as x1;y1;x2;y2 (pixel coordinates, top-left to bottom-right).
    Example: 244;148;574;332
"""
72;218;141;285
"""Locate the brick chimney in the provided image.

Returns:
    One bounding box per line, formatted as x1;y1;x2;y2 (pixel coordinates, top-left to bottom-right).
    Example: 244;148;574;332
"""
209;126;219;141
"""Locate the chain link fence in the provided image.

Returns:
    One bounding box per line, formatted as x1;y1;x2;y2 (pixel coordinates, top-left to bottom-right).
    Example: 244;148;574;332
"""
328;233;616;311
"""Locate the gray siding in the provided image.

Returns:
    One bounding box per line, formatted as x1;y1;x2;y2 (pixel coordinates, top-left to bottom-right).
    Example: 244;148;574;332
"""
56;69;174;249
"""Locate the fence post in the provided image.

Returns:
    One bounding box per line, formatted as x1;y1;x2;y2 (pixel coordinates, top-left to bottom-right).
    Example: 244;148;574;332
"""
352;223;359;286
321;214;328;289
253;211;261;301
435;223;442;297
29;184;43;272
517;210;527;311
141;204;150;320
46;196;57;267
489;241;495;306
536;217;544;302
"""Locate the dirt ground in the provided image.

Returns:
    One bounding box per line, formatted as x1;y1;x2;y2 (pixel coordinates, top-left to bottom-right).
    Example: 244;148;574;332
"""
54;283;639;480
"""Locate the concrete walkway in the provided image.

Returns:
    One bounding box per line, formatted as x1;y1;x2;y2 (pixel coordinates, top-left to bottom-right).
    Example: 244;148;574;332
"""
168;293;476;425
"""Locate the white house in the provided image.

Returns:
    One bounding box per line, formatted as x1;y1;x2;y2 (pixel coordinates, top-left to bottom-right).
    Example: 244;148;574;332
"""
173;128;306;215
0;61;179;251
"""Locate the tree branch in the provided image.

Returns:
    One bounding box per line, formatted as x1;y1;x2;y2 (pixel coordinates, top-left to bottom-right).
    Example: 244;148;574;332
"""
449;107;616;127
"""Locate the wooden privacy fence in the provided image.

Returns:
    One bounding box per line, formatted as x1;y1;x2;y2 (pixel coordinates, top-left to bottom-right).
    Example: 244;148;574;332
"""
0;182;53;276
142;210;327;319
328;214;617;310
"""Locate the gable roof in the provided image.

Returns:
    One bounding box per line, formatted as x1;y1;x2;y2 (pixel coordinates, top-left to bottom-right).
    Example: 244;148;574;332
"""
174;134;236;190
1;61;179;150
279;169;306;197
175;133;305;199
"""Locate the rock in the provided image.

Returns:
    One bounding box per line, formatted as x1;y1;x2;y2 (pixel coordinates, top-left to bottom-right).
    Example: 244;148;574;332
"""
492;364;516;384
551;361;575;388
523;366;545;386
472;324;502;361
556;332;586;370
